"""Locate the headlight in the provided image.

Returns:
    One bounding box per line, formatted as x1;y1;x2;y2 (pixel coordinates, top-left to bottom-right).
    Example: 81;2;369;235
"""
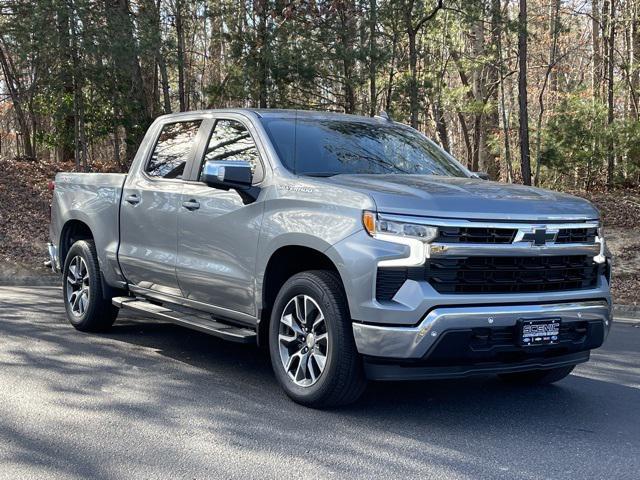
363;211;437;267
362;211;438;242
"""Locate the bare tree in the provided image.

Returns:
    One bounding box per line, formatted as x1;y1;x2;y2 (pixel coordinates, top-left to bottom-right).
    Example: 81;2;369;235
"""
606;0;616;189
398;0;443;128
0;39;34;159
518;0;531;185
369;0;378;116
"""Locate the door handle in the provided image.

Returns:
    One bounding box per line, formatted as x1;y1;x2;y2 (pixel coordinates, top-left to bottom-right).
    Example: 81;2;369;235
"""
125;194;140;205
182;200;200;211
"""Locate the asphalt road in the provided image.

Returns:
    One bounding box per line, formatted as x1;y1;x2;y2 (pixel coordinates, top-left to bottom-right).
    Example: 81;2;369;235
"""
0;286;638;480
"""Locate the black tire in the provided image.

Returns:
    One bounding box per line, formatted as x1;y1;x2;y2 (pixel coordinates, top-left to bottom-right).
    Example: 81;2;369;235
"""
62;240;118;332
269;270;366;408
498;365;575;385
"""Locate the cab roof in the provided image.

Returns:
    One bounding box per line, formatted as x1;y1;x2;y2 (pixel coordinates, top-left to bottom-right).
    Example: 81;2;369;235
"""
158;108;392;124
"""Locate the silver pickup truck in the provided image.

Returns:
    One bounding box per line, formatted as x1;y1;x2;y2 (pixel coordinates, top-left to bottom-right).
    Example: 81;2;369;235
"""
48;109;612;407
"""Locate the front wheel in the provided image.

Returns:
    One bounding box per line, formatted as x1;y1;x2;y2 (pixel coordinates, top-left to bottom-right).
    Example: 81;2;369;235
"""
62;240;118;332
269;270;366;408
498;365;575;385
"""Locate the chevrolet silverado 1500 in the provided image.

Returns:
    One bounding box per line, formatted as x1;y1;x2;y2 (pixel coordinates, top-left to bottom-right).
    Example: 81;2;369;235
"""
48;109;612;407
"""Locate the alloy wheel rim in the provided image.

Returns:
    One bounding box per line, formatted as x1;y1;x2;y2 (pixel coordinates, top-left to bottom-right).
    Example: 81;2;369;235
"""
66;256;90;317
278;294;329;387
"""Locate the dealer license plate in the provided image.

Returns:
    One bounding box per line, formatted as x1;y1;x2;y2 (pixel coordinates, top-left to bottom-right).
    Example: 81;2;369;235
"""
519;318;561;346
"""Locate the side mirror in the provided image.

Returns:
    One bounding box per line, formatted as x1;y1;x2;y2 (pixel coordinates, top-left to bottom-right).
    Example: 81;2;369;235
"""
474;171;490;180
202;160;253;189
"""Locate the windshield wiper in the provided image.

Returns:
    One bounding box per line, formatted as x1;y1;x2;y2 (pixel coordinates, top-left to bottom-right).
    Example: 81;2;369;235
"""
300;172;340;177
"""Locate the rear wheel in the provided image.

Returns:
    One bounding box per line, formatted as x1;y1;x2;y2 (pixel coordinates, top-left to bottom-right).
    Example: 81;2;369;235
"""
269;270;366;408
63;240;118;332
498;365;575;385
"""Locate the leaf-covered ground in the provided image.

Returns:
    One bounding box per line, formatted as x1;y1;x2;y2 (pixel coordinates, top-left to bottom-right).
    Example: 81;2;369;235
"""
0;158;63;281
0;158;119;281
576;191;640;306
0;158;638;305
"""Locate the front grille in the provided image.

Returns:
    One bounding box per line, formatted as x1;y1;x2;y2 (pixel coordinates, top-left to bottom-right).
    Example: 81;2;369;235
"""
436;226;516;244
426;255;600;294
434;226;597;244
376;255;601;300
555;227;597;244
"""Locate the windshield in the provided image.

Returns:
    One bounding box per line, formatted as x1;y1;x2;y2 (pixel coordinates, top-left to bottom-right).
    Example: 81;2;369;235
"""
260;117;470;177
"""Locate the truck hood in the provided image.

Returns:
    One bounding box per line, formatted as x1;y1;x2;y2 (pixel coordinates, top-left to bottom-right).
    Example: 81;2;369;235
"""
325;174;599;221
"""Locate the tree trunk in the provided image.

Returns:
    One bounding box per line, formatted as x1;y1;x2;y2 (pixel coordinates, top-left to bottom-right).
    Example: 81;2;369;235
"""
432;101;450;151
481;0;502;180
457;111;474;168
369;0;378;116
471;17;484;173
142;0;171;115
106;0;152;160
69;0;87;171
602;0;610;100
255;0;269;108
158;53;172;114
592;0;602;101
113;122;122;171
0;41;34;159
55;3;75;162
448;38;479;169
401;0;443;128
175;0;186;112
630;1;640;119
548;0;561;93
518;0;532;185
472;8;500;179
138;0;157;118
385;31;398;112
408;28;419;128
496;0;513;182
534;0;561;185
606;0;616;189
338;1;357;114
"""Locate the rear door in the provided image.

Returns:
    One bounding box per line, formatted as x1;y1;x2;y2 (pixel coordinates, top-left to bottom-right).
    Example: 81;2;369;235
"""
176;115;267;317
118;118;206;296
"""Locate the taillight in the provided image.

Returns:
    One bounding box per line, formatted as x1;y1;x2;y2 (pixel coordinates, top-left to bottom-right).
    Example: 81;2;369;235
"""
48;181;54;220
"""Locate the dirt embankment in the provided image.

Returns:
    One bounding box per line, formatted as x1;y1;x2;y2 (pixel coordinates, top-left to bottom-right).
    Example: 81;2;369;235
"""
0;158;61;282
577;191;640;306
0;158;638;304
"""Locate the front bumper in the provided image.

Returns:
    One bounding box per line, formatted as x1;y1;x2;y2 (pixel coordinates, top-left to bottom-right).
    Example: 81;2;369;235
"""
364;351;590;381
353;300;610;359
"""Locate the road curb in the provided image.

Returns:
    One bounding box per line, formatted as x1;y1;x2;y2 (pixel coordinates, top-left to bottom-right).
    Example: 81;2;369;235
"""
0;276;61;287
614;304;640;315
613;305;640;324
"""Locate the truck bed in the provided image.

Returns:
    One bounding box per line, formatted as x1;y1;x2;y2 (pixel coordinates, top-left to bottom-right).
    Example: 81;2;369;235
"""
50;172;127;286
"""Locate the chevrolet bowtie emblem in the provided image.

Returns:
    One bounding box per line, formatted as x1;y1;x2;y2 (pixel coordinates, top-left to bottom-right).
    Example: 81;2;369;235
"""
522;228;556;246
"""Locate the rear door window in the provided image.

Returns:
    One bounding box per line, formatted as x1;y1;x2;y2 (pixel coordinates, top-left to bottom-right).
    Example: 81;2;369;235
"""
146;121;202;179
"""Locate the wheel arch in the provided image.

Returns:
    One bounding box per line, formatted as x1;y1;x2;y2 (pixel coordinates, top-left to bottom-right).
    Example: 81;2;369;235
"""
257;244;347;346
59;219;94;266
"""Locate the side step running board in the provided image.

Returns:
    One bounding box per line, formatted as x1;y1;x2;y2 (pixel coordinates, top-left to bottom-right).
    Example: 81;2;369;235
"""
112;297;257;344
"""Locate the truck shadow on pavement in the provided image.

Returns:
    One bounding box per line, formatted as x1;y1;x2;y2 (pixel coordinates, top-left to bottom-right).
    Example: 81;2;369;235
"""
1;288;639;479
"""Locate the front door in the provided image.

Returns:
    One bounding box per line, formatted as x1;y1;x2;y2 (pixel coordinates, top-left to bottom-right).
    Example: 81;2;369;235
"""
119;119;203;296
176;117;266;317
